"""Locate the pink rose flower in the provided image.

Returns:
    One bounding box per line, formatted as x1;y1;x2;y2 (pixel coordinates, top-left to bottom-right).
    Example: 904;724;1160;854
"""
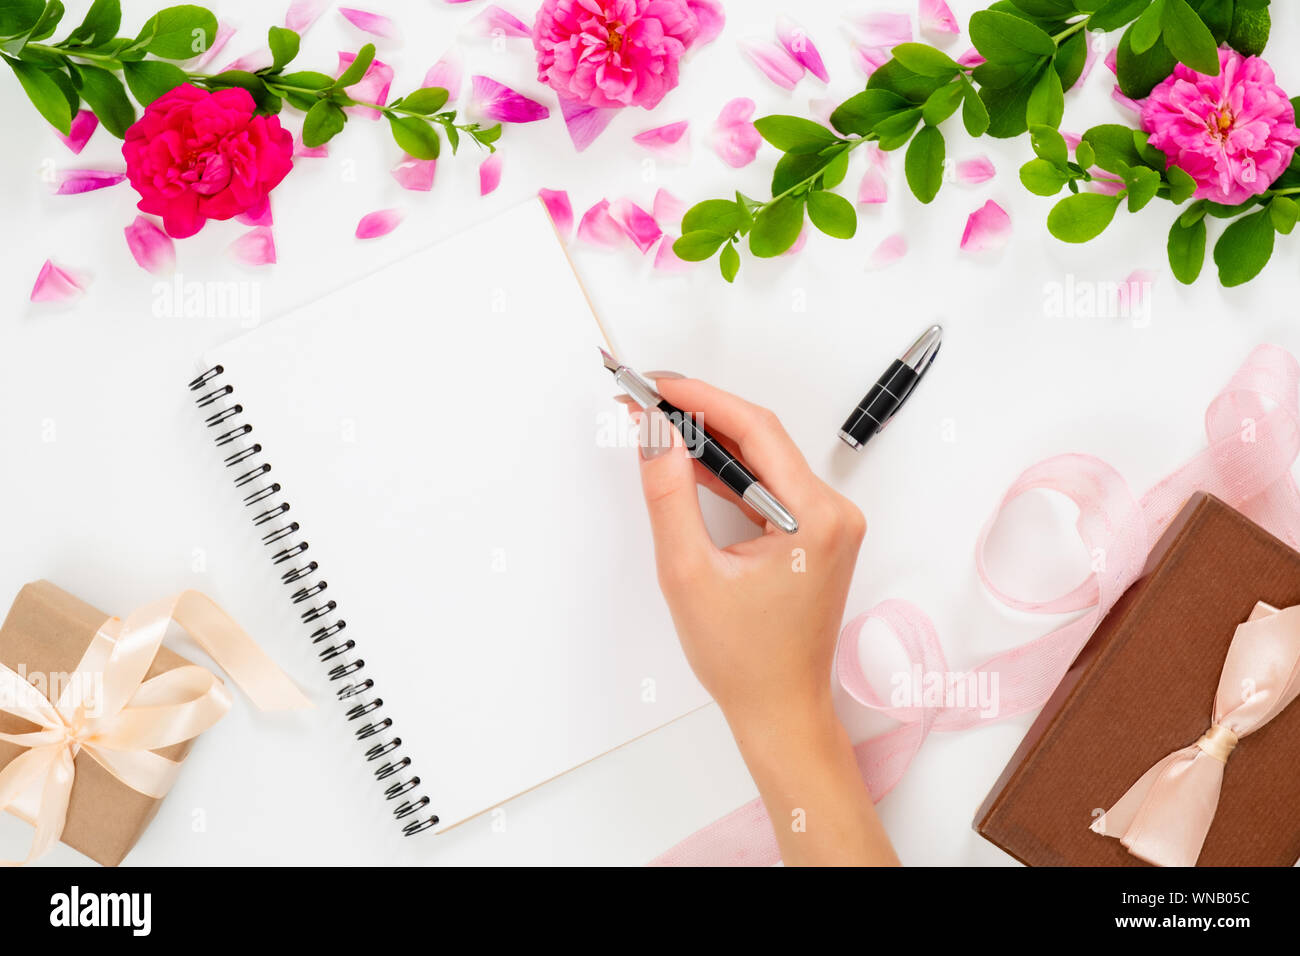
1141;48;1300;206
123;84;295;238
532;0;700;110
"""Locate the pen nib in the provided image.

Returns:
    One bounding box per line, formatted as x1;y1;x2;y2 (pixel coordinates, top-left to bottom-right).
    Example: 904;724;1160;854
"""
598;347;621;373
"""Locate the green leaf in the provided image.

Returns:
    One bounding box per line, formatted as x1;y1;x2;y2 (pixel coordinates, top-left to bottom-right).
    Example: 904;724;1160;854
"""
771;150;825;193
1089;0;1156;32
921;81;964;126
978;65;1043;139
820;148;849;190
76;64;134;136
27;1;65;43
1130;0;1165;53
866;59;950;103
1167;214;1206;283
1214;209;1274;286
752;114;839;154
1124;165;1161;211
674;231;729;261
968;10;1056;62
2;53;70;133
749;195;805;258
66;0;119;46
1047;192;1123;242
1054;30;1088;91
1269;196;1299;236
121;59;187;105
890;42;960;77
1227;4;1271;57
387;114;439;160
1165;165;1197;203
1020;158;1070;196
1026;65;1064;128
1115;28;1177;99
904;125;945;203
1008;0;1077;15
268;25;299;70
302;98;346;147
279;70;334;90
1162;0;1221;75
1082;123;1143;173
682;199;747;235
136;4;218;59
960;79;989;136
0;0;43;38
336;43;375;89
719;242;740;283
1031;124;1069;166
806;190;857;239
399;86;449;115
874;108;922;149
829;89;908;136
1075;140;1095;169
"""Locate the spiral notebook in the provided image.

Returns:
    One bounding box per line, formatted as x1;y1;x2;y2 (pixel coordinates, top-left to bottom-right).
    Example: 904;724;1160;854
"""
188;200;720;837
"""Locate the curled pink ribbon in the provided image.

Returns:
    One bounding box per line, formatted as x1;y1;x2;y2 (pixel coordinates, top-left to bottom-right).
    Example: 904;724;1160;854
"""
1091;601;1300;867
653;344;1300;866
0;590;311;865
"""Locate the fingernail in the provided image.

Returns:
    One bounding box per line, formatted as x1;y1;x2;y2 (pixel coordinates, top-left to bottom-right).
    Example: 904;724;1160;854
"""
613;394;637;406
644;370;685;380
638;409;672;460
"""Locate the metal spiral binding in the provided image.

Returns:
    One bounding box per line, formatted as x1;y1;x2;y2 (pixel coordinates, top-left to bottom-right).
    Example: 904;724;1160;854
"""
189;366;437;836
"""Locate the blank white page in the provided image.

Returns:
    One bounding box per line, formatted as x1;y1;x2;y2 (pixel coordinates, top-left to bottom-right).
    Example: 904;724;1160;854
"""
201;200;720;832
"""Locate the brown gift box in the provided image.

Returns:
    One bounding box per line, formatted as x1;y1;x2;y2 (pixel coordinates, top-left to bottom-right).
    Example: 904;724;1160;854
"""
0;581;199;866
975;493;1300;866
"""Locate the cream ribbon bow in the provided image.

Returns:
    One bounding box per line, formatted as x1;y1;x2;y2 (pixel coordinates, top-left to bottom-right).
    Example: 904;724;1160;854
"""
0;591;310;865
1091;602;1300;866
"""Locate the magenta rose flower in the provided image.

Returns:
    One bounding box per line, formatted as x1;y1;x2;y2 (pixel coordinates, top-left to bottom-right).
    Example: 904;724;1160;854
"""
123;84;294;238
1141;48;1300;206
532;0;701;110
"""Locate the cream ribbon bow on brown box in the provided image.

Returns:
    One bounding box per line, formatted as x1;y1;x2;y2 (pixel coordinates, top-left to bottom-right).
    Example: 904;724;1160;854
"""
0;591;310;865
1091;602;1300;867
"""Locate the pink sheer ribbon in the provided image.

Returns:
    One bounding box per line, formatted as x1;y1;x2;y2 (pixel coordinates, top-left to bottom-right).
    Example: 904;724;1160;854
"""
0;590;311;865
1091;601;1300;867
652;344;1300;867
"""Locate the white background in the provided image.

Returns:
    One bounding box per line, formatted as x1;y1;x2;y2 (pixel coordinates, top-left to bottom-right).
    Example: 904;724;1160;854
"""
2;0;1299;866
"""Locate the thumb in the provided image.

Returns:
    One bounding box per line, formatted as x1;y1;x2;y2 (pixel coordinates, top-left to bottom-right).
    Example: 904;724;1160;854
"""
636;408;713;568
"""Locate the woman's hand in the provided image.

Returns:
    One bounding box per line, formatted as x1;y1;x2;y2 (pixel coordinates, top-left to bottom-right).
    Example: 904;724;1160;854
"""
624;375;898;866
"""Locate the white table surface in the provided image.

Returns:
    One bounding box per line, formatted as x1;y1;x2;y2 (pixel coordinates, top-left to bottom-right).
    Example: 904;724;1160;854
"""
3;0;1299;866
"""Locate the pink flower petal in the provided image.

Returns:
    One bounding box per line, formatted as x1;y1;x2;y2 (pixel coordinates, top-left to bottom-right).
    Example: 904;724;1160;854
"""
479;152;503;195
336;52;394;119
339;7;399;39
852;45;892;77
960;200;1011;254
919;0;959;36
221;51;272;73
229;226;277;265
867;233;908;269
539;188;574;238
234;196;273;227
468;5;531;38
687;0;726;46
1111;85;1141;114
195;23;236;68
392;156;436;191
783;228;807;257
1104;48;1118;76
632;120;691;163
738;37;804;90
652;188;686;229
712;97;761;168
1062;131;1082;150
776;16;829;83
654;235;693;272
355;209;404;240
123;216;175;275
470;75;550;124
865;142;892;173
53;168;125;195
56;110;97;154
808;96;837;127
956;156;996;184
1078;38;1100;85
846;12;912;47
610;198;663;253
1120;269;1156;310
295;141;330;158
558;94;616;151
577;199;627;249
956;47;985;68
424;48;465;104
857;167;888;204
285;0;328;34
30;259;86;302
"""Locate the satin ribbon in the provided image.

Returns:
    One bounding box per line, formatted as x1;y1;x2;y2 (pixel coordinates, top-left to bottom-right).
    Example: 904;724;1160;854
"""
0;590;311;865
652;344;1300;866
1090;601;1300;867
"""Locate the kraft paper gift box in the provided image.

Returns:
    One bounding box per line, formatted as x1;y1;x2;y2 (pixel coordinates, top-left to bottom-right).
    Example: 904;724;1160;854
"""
0;581;201;866
975;493;1300;866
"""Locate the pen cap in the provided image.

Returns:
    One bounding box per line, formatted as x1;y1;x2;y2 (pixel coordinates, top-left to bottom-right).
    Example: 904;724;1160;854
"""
839;360;919;449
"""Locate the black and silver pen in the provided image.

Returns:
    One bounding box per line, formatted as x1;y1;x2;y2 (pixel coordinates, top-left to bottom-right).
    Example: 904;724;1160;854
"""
839;325;942;450
600;349;798;534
